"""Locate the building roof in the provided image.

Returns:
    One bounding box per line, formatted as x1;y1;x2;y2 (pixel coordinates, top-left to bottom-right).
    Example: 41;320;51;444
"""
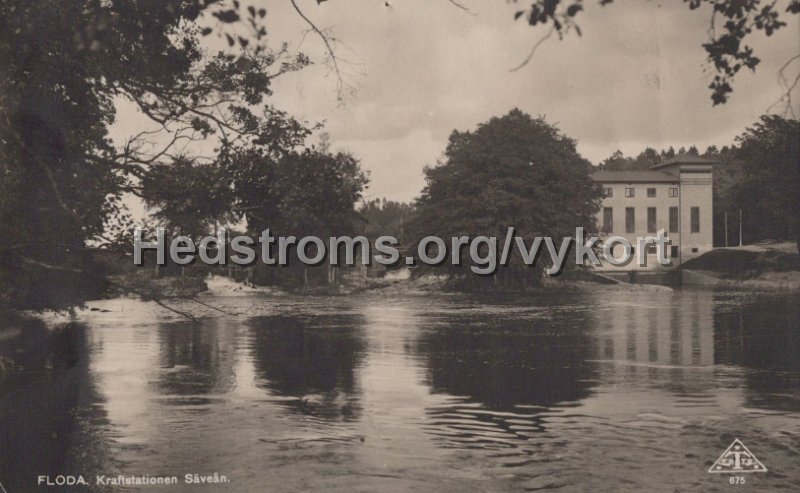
591;170;679;183
650;154;717;169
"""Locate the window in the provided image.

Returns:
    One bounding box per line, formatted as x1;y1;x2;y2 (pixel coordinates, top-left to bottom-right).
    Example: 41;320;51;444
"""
647;207;657;233
669;207;679;233
691;207;700;233
625;187;635;198
602;207;613;233
647;188;656;197
670;246;679;258
625;207;635;233
669;188;679;198
691;247;699;253
603;187;613;198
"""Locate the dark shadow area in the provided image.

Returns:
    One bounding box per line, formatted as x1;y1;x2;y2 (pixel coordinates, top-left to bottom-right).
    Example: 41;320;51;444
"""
0;318;114;492
249;314;366;420
153;319;237;401
714;292;800;412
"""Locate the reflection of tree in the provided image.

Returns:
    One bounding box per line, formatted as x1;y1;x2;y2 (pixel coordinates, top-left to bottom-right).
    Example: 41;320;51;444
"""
0;320;113;492
249;315;366;420
714;293;800;412
418;318;596;410
414;311;597;451
154;319;237;398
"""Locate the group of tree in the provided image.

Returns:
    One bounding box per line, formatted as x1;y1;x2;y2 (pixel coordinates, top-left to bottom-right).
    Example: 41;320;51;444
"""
0;0;369;311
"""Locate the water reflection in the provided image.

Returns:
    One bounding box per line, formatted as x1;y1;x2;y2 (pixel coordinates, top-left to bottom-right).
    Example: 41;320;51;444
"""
154;318;238;402
249;314;366;420
713;292;800;412
412;300;598;453
0;289;798;492
0;320;111;492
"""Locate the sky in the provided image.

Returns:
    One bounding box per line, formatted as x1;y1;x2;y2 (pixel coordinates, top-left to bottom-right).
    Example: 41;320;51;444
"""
113;0;800;204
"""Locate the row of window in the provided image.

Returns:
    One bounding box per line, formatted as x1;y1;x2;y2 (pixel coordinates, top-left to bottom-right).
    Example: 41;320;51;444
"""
603;187;679;198
602;206;701;234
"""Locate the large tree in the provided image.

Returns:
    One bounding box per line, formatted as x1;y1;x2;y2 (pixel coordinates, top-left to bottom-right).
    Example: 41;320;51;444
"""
412;109;602;284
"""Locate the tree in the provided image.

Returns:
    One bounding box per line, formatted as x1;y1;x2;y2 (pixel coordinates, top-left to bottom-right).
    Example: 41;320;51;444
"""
412;109;602;285
225;147;369;287
510;0;800;108
141;157;236;239
0;0;319;310
358;199;416;244
729;115;800;251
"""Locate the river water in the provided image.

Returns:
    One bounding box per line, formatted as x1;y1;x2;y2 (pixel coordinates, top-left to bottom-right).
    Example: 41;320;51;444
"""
1;287;799;492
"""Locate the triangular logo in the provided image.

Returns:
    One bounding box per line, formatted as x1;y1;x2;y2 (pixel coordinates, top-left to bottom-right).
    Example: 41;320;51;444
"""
708;439;767;473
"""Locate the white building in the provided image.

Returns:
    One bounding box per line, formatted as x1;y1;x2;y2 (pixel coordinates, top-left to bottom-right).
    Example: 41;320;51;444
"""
591;155;714;272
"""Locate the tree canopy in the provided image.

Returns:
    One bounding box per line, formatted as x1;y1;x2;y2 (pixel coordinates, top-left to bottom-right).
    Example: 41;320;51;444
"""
411;109;602;284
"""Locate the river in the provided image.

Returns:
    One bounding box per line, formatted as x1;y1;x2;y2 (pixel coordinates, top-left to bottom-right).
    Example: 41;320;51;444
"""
1;287;798;492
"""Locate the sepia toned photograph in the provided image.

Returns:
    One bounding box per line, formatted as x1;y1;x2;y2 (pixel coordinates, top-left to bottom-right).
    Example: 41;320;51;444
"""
0;0;799;491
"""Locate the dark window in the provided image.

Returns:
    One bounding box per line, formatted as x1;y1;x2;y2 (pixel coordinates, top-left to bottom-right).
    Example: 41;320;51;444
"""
669;207;679;233
647;207;657;233
691;207;700;233
670;246;679;258
669;188;679;198
647;188;656;197
626;207;635;233
603;187;613;197
691;247;699;253
602;207;613;232
625;188;635;198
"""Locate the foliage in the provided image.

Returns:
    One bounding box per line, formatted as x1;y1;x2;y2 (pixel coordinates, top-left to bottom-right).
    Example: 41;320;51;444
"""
141;157;236;239
411;109;602;284
729;115;800;251
358;199;416;244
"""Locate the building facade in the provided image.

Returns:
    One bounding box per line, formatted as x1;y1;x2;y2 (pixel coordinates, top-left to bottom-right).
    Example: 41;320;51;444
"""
591;155;714;271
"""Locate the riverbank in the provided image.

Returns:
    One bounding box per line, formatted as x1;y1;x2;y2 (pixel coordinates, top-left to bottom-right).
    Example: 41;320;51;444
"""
681;241;800;290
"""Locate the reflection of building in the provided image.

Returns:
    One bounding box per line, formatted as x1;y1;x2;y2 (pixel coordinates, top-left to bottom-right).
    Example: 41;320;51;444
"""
593;291;714;371
591;155;714;272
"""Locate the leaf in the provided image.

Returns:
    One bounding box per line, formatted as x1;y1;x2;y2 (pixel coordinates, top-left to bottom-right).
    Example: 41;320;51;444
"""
248;6;256;17
213;9;240;23
200;27;213;36
567;4;583;17
225;33;235;47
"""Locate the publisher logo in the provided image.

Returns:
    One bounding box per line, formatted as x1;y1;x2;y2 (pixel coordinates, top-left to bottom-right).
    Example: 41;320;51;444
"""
709;439;767;473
